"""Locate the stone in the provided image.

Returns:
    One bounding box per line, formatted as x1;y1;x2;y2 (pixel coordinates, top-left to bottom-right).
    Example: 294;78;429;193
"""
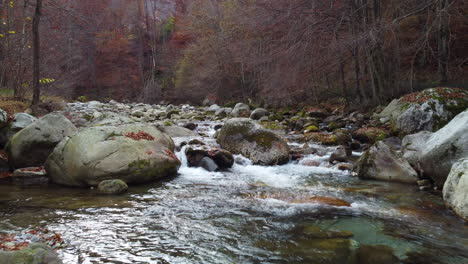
6;113;77;169
98;179;129;194
401;131;433;166
443;158;468;221
329;146;348;163
231;103;251;117
199;157;218;172
216;118;290;165
419;109;468;186
45;123;180;187
0;113;38;148
0;243;62;264
353;141;419;184
379;88;468;134
0;108;9;128
12;167;48;185
250;108;269;120
185;145;234;170
206;104;221;113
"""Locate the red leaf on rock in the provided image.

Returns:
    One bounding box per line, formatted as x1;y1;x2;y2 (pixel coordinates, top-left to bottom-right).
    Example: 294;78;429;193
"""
124;131;155;141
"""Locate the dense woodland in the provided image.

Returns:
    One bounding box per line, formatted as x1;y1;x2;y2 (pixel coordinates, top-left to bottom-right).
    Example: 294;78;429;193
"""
0;0;467;108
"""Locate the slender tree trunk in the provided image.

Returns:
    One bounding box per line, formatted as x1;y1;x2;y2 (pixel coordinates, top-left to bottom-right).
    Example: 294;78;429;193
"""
437;0;449;85
31;0;42;106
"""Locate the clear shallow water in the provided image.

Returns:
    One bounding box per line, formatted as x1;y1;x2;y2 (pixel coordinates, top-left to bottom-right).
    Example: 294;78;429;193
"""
1;127;467;264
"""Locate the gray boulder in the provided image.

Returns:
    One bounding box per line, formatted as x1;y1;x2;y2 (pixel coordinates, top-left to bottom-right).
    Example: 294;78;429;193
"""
216;118;290;165
378;88;468;134
419;109;468;186
401;131;433;166
0;113;37;147
45;123;180;187
250;108;269;120
0;243;62;264
354;141;418;184
232;103;251;117
443;158;468;221
7;113;77;169
206;104;221;113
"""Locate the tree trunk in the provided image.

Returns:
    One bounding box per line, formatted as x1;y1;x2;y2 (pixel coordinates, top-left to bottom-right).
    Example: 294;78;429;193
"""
31;0;42;106
437;0;449;85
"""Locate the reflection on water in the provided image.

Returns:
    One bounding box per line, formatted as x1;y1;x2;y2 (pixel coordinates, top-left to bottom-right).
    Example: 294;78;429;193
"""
1;129;467;263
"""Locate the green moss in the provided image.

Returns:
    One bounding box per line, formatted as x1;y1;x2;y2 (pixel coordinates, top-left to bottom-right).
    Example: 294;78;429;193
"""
304;125;319;132
458;172;464;178
83;113;94;121
261;121;283;130
163;121;173;126
76;95;88;102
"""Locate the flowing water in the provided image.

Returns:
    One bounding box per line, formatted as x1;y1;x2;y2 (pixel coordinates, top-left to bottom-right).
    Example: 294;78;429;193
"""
0;122;467;264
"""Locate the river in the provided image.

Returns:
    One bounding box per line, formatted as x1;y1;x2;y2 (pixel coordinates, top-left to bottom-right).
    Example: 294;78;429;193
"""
0;122;467;264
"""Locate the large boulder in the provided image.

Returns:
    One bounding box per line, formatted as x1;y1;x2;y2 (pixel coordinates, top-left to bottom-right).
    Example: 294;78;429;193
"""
0;243;62;264
378;87;468;134
216;118;290;165
353;141;418;184
231;103;251;117
45;123;180;187
443;158;468;221
0;113;37;147
401;131;433;166
7;113;77;169
419;109;468;186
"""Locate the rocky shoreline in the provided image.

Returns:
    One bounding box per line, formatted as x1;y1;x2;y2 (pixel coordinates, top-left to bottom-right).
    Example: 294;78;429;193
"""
0;87;467;263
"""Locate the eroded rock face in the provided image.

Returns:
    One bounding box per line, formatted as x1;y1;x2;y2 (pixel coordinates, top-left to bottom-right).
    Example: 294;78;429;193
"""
45;123;180;187
7;113;77;169
419;109;468;186
216;118;290;165
443;159;468;221
378;87;468;134
353;141;418;184
401;131;433;166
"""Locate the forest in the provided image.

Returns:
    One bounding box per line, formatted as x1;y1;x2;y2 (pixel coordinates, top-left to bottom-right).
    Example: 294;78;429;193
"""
1;1;468;264
0;0;466;107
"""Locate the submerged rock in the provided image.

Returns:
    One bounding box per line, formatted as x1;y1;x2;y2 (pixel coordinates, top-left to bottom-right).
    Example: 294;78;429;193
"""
0;243;62;264
354;141;418;184
216;118;289;165
98;179;129;194
357;244;399;264
443;158;468;221
45;123;180;187
6;113;77;169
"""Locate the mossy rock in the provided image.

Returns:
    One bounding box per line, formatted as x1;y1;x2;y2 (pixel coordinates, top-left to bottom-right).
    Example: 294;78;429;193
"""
216;118;290;165
301;226;354;239
352;127;389;144
98;179;128;194
304;125;319;133
306;132;339;145
0;243;62;264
